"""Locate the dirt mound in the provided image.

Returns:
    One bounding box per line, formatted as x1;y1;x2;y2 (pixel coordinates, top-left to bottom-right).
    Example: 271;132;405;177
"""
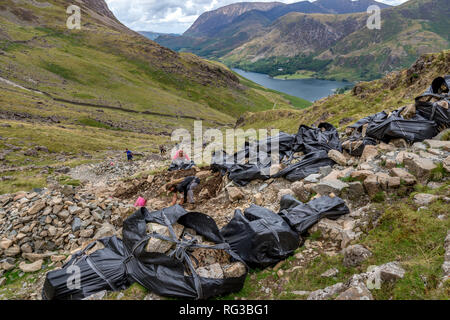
113;167;224;206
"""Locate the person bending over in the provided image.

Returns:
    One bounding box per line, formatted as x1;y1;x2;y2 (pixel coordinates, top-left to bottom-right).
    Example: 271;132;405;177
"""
168;176;200;206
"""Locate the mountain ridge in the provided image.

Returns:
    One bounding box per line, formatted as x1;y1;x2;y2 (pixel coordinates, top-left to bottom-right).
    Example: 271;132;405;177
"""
156;0;390;59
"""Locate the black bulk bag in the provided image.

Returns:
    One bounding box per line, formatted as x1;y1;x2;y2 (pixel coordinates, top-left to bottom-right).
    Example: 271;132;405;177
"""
122;205;248;299
278;195;350;235
273;150;335;182
42;236;131;300
220;205;300;269
365;108;438;143
227;163;271;187
291;123;342;154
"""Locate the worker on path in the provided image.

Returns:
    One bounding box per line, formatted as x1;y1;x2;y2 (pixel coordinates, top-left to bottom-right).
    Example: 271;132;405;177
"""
167;176;200;207
125;149;133;161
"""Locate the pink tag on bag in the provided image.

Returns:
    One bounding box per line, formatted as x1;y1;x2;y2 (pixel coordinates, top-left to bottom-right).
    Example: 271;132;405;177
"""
134;197;147;207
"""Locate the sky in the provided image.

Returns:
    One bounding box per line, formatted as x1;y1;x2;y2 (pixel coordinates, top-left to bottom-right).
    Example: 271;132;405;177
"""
104;0;410;34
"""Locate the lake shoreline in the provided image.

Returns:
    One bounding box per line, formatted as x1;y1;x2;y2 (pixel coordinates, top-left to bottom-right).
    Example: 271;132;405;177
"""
232;68;353;102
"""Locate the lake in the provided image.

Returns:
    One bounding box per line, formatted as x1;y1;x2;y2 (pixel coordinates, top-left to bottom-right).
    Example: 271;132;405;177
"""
233;68;351;102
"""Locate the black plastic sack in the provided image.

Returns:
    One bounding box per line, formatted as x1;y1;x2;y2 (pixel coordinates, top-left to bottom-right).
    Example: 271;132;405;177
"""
347;111;388;131
273;150;335;182
220;205;300;269
365;107;438;143
168;160;196;171
422;76;450;95
122;205;247;299
415;101;450;130
414;77;450;130
278;195;350;235
227;163;271;187
291;123;342;154
211;132;294;186
42;236;131;300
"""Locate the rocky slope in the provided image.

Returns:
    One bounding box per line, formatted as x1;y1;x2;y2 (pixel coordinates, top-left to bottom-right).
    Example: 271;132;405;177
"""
0;50;449;300
0;121;448;300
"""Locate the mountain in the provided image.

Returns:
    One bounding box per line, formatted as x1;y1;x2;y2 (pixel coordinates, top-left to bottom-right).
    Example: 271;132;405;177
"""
0;0;309;129
184;2;284;37
138;31;180;41
225;0;449;81
156;0;390;58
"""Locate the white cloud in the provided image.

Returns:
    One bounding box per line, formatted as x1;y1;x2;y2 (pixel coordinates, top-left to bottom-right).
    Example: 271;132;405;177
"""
104;0;410;34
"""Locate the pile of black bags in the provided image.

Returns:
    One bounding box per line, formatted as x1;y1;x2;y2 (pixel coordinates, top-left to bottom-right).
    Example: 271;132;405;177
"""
42;194;350;300
343;76;449;156
212;123;342;185
43;205;248;300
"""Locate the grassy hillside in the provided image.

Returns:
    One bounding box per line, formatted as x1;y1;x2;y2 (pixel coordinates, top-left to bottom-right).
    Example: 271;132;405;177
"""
0;0;302;121
0;0;310;194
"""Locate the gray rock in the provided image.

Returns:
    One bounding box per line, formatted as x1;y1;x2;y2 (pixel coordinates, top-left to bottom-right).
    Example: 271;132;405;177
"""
343;244;372;267
305;174;322;183
68;205;82;215
319;166;333;177
57;210;70;219
404;154;437;183
312;179;349;196
71;217;82;232
378;262;406;282
307;282;346;300
347;182;365;200
196;263;224;279
61;185;75;197
83;290;107;300
413;193;439;206
335;284;373;300
321;268;339;278
94;223;116;240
